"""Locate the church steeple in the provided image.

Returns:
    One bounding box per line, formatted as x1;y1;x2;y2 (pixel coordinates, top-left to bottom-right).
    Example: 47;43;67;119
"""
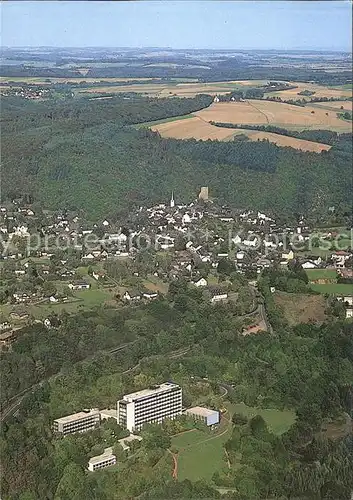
170;191;175;208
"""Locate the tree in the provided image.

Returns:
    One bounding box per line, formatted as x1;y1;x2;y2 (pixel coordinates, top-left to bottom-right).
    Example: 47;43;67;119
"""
54;463;87;500
43;281;57;297
112;442;127;462
141;424;171;450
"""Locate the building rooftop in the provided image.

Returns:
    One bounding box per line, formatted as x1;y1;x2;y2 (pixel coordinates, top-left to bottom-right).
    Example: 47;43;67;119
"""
54;408;99;425
186;406;219;417
99;409;117;420
88;447;115;466
121;382;180;402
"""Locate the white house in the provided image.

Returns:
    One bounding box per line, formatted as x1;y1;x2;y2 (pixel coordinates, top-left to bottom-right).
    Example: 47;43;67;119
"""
208;287;228;303
281;250;294;260
68;280;90;291
302;260;318;269
123;291;141;302
346;308;353;319
194;278;208;287
337;296;353;306
142;291;158;300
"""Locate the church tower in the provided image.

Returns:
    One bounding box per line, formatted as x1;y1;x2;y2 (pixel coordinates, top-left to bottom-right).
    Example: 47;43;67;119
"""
170;191;175;208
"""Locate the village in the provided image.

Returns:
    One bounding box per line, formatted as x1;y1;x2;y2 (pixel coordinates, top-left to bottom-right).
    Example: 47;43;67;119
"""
0;186;352;348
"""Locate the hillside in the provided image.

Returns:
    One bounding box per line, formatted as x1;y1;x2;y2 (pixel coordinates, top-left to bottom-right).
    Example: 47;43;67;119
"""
2;95;352;220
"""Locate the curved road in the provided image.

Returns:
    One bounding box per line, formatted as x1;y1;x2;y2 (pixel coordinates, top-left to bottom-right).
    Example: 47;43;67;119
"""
0;343;191;423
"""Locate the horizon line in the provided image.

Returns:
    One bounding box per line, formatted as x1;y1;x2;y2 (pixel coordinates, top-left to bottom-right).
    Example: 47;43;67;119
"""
2;45;352;53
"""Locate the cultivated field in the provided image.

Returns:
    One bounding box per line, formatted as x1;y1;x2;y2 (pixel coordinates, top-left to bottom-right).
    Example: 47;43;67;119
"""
195;100;352;131
264;81;352;100
77;81;251;98
274;291;328;325
231;129;331;152
150;116;236;140
311;100;352;112
150;115;333;151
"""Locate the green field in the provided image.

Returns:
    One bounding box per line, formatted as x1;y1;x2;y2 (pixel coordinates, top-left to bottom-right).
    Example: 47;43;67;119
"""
171;403;296;482
231;403;296;435
171;427;232;481
306;269;338;280
310;283;353;295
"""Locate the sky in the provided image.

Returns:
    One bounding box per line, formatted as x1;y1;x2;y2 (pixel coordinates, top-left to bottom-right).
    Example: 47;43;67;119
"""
1;1;352;51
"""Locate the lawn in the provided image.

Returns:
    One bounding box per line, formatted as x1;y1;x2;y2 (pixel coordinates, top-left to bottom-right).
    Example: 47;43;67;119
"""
310;283;353;295
231;403;296;435
28;287;113;319
171;426;232;482
305;269;338;280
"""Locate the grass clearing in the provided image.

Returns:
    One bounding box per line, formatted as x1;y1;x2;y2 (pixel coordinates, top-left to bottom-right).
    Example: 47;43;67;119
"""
306;269;338;280
231;403;296;435
274;291;327;325
172;425;232;482
310;283;353;295
142;276;169;294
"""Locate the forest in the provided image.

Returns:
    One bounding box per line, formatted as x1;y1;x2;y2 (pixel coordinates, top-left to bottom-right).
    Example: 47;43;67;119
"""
1;278;353;499
2;94;352;221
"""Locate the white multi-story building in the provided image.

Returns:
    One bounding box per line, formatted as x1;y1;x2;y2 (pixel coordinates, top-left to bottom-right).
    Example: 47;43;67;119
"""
53;409;100;435
117;382;182;432
88;447;116;472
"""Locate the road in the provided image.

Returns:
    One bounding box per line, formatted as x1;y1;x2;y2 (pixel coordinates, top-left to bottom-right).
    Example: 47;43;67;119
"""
240;285;273;334
0;342;191;423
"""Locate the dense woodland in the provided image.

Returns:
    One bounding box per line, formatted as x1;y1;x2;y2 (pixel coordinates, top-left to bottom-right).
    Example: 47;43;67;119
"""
1;278;353;499
2;94;352;221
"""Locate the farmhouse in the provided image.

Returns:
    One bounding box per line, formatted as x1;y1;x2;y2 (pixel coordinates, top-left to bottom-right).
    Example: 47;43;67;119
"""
0;330;16;347
331;251;350;269
301;260;318;269
194;277;208;287
68;280;91;290
92;270;106;280
123;290;141;302
208;286;228;303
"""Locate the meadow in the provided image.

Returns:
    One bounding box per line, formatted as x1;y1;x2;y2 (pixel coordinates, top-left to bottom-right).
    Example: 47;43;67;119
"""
310;283;353;295
306;269;338;280
171;403;296;482
274;291;327;325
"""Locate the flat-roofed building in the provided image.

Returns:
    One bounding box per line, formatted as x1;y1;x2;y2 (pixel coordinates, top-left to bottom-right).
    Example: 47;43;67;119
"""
117;382;182;432
88;447;116;472
53;409;100;435
99;408;118;422
185;406;220;426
